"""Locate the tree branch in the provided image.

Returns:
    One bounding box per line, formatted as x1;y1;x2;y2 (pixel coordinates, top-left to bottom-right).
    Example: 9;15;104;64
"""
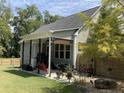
117;0;124;7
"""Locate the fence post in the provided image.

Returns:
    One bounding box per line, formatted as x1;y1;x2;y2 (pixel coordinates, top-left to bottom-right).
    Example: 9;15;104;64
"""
13;59;14;66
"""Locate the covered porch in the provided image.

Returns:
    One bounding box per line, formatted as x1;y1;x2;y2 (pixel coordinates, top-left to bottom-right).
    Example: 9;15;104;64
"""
20;29;78;76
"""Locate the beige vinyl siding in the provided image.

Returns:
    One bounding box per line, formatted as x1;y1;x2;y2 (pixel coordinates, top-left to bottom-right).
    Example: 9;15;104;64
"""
52;30;76;40
77;29;89;43
76;11;100;43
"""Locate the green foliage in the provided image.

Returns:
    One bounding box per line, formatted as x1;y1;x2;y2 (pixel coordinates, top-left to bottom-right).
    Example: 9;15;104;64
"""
0;46;5;57
10;5;43;57
0;18;12;57
10;5;62;57
0;0;12;57
66;64;73;72
0;3;62;58
0;0;11;21
102;0;124;7
0;65;83;93
44;10;62;24
80;1;124;61
12;4;43;35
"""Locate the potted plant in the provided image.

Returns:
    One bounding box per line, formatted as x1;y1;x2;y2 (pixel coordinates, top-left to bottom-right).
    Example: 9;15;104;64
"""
56;70;62;79
65;65;73;83
66;71;72;83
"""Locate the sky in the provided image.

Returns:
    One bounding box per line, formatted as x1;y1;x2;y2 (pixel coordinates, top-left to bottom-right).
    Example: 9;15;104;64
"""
8;0;101;17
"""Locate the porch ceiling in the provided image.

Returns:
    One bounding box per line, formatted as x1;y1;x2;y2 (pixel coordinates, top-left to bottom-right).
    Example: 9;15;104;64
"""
21;28;77;42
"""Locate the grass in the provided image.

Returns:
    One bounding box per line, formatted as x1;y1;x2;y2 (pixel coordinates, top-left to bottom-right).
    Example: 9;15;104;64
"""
0;65;85;93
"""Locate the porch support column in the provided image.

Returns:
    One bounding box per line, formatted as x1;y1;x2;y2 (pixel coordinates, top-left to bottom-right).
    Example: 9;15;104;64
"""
38;39;41;53
73;35;77;69
22;41;25;65
48;37;52;76
29;40;32;65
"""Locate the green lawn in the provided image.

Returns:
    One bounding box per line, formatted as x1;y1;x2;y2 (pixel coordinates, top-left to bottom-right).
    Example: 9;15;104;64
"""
0;65;85;93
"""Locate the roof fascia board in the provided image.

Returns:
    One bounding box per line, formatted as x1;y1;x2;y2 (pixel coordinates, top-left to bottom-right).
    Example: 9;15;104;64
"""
50;27;80;33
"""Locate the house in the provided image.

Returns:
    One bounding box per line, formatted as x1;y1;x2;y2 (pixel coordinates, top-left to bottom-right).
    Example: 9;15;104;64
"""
20;6;100;75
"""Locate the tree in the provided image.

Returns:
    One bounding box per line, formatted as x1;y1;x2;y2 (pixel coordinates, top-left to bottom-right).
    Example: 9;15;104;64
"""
10;4;43;57
80;0;124;62
0;0;12;57
10;5;62;57
102;0;124;7
43;10;62;24
12;5;43;35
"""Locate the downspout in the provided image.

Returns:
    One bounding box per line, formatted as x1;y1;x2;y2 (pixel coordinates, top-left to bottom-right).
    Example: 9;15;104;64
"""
73;27;83;69
73;35;77;69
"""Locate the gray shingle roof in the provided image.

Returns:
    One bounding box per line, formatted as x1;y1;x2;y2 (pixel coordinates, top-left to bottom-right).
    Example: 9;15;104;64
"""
34;6;100;33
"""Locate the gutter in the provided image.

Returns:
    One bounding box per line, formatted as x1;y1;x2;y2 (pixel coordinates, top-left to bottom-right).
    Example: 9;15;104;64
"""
49;27;80;33
73;26;83;36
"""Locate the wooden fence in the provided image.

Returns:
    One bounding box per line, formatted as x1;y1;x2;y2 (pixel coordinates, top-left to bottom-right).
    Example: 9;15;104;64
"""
0;58;20;66
76;54;124;80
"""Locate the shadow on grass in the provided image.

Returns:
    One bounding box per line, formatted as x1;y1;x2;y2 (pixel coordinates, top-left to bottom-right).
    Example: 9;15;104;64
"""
4;70;37;78
8;66;21;69
42;84;87;93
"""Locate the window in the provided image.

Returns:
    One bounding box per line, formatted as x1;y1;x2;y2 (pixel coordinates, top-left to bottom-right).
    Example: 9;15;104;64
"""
60;44;64;58
55;44;59;58
65;45;70;59
54;44;71;59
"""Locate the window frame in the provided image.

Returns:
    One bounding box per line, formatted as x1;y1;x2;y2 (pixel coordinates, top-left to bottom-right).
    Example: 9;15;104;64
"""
54;44;71;59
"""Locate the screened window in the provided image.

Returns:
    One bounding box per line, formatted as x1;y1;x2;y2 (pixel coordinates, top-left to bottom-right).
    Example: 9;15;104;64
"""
55;44;59;58
60;44;64;58
65;45;70;59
